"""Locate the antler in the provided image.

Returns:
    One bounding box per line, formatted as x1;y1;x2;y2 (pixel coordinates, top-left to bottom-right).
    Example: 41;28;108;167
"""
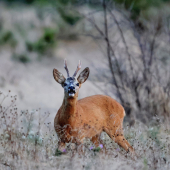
64;59;70;77
73;60;81;77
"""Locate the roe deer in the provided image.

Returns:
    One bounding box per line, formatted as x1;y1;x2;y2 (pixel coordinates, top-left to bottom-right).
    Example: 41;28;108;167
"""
53;59;134;154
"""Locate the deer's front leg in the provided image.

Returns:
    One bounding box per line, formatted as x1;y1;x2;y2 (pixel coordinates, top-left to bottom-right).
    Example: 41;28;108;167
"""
57;142;66;152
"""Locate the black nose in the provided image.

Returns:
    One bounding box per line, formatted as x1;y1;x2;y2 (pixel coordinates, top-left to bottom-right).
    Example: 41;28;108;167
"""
68;86;75;90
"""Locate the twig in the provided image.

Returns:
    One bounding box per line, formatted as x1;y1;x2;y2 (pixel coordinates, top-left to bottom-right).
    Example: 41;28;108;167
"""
148;21;161;66
108;7;134;79
102;0;124;104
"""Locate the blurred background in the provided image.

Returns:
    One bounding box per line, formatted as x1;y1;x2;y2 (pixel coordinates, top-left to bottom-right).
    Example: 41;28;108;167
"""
0;0;170;126
1;1;170;169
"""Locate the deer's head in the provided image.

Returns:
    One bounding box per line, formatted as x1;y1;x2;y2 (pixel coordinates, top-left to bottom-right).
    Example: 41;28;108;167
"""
53;59;90;98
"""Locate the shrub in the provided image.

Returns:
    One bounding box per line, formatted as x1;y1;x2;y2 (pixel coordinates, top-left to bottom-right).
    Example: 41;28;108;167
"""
0;31;17;47
26;28;57;54
12;54;30;63
113;0;170;19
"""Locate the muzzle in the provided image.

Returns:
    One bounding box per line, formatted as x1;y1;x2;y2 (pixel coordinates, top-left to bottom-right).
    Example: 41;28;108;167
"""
68;86;75;96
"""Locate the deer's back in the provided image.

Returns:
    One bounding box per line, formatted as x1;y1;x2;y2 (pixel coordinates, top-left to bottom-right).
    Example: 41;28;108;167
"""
77;95;125;122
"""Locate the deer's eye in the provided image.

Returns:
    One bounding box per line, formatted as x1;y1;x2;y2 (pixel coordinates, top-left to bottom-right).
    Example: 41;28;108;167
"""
64;83;67;86
76;83;79;86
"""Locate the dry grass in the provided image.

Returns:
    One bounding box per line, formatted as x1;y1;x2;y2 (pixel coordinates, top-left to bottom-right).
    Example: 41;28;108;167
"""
0;91;170;170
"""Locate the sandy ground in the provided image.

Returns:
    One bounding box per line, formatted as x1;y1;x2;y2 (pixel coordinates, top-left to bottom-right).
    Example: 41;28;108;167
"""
0;37;110;123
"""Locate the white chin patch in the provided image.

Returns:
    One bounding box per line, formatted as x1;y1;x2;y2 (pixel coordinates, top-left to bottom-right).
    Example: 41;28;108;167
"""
69;93;75;97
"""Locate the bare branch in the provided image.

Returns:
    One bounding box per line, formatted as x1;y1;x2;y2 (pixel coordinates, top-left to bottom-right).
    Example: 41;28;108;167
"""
108;7;135;79
103;0;124;104
148;21;161;66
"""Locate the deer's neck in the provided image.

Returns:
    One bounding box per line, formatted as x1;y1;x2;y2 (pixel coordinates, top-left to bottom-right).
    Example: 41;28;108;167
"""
62;97;78;116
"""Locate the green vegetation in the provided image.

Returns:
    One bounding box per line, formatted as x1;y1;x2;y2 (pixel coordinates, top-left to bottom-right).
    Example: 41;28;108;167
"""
3;0;170;20
4;0;35;4
57;7;81;26
0;31;17;47
54;149;63;156
12;54;30;63
26;28;57;54
113;0;170;19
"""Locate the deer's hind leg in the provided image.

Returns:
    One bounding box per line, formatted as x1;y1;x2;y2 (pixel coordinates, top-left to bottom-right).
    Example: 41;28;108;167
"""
114;134;134;153
104;122;134;153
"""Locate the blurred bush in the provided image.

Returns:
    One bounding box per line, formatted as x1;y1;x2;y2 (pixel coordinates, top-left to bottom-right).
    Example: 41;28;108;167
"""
0;31;17;47
57;7;81;26
0;0;83;63
26;28;58;54
114;0;170;20
2;0;35;4
2;0;170;20
2;0;82;26
12;54;30;63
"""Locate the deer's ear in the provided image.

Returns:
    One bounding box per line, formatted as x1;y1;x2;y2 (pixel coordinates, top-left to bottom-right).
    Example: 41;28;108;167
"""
53;69;66;84
77;67;90;84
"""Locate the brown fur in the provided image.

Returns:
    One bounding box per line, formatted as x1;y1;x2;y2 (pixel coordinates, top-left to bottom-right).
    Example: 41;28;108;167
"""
54;94;134;153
